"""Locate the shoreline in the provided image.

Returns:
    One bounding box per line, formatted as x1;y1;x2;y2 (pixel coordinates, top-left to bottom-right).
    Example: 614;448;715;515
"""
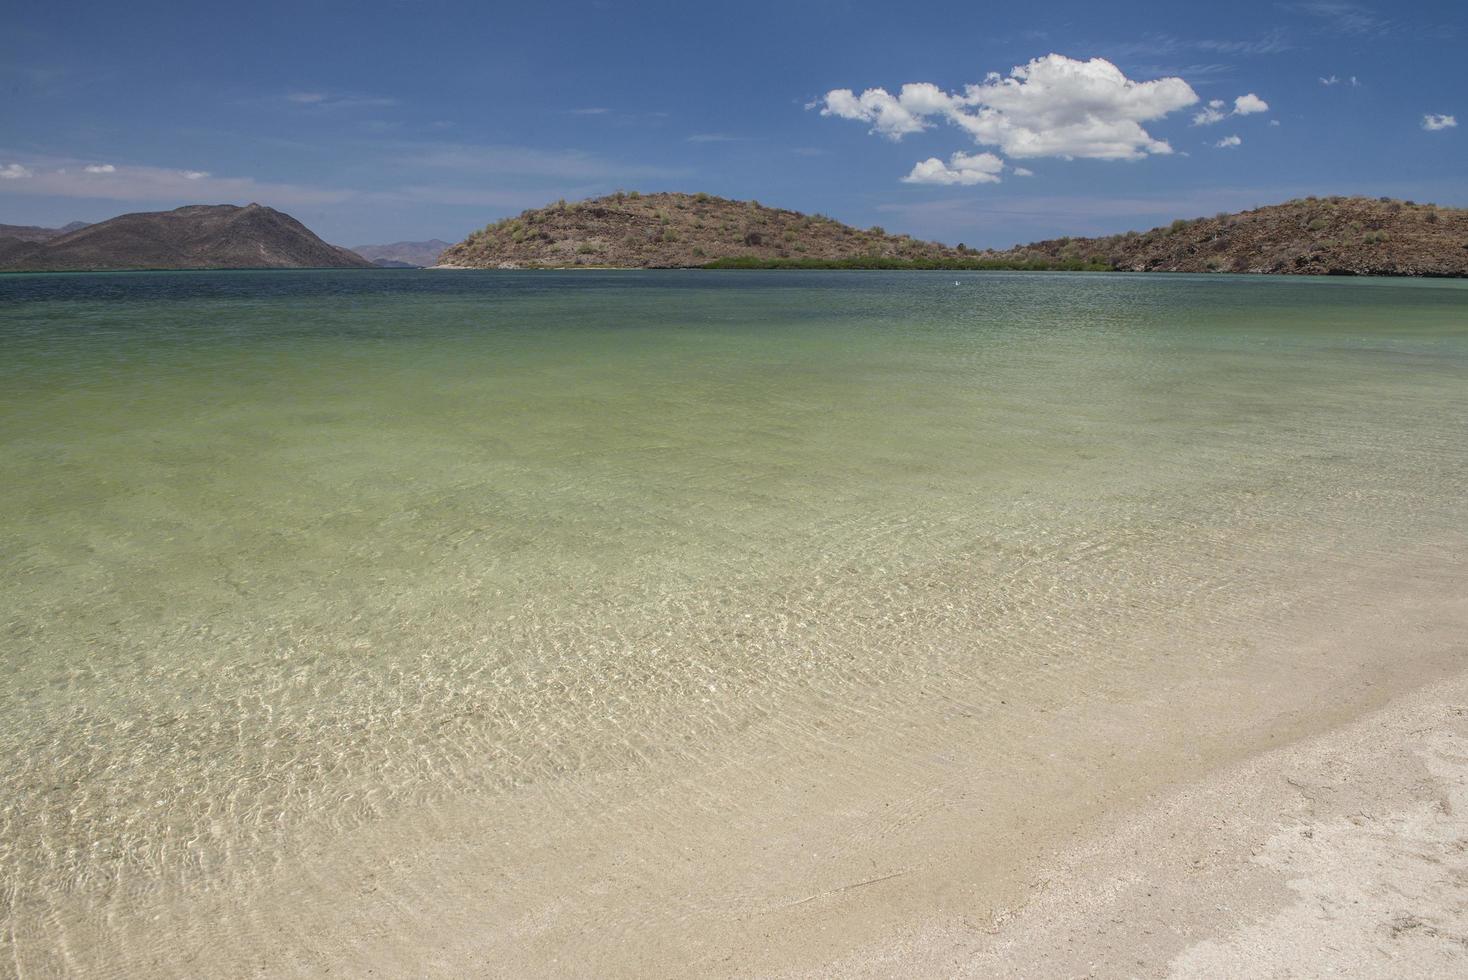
809;666;1468;978
13;537;1465;977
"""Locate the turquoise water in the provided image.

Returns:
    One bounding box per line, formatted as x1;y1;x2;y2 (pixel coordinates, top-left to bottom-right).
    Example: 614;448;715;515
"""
2;269;1466;971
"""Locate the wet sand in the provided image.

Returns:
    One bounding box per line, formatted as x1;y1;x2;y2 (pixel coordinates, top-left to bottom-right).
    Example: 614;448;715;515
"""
15;539;1463;978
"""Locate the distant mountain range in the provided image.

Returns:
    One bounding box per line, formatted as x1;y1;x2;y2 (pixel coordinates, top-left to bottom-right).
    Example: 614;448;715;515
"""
6;195;1465;277
0;221;90;243
0;205;372;271
349;239;453;268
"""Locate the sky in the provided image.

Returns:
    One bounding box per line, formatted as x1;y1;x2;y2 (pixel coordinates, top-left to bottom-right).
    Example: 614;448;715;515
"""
1;0;1463;248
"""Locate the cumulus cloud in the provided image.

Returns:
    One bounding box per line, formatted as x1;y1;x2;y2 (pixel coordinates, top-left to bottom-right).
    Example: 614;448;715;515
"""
902;151;1005;185
1233;93;1268;114
83;163;116;173
1215;135;1242;148
1193;93;1268;125
819;54;1199;164
820;85;935;140
1422;113;1457;131
1013;166;1035;176
0;163;33;179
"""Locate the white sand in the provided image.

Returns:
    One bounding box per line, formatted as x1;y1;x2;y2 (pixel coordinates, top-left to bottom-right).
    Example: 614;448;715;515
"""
795;670;1468;979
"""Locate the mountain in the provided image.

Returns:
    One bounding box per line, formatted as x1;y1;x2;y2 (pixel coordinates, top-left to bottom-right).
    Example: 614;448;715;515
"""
350;239;452;268
437;192;972;269
993;197;1468;277
0;204;373;271
0;220;88;243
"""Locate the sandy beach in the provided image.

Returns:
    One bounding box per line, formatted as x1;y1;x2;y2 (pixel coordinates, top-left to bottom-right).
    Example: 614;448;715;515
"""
801;640;1468;979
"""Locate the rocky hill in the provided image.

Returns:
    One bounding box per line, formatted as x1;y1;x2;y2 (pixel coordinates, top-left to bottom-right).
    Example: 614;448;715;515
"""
437;192;970;269
0;204;372;272
996;197;1468;277
438;192;1466;277
350;239;452;268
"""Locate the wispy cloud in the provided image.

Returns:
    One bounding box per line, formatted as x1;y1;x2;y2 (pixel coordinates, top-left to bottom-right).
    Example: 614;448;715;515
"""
1215;135;1243;148
1192;30;1293;55
686;133;754;143
281;91;402;110
1422;114;1457;131
0;153;582;214
1101;29;1292;61
0;156;353;206
1288;2;1391;35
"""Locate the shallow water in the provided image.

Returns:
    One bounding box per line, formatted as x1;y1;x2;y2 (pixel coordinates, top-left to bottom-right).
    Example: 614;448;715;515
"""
2;270;1466;973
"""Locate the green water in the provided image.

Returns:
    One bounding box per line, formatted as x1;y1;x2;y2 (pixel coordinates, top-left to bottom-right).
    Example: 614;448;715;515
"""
2;269;1466;970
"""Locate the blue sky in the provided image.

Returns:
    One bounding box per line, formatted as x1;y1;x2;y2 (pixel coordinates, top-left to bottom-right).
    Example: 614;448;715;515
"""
1;0;1463;247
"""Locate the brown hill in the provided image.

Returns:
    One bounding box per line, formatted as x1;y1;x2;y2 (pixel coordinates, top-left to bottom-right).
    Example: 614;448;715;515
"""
995;197;1468;277
0;204;372;272
437;192;966;269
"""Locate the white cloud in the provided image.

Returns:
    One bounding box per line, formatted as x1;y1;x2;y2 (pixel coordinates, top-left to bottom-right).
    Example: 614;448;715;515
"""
0;163;33;179
1319;74;1361;87
1215;135;1242;148
1422;114;1457;131
1193;93;1269;125
819;85;934;140
1269;119;1281;127
902;151;1005;185
1193;99;1227;126
83;163;116;173
1013;166;1035;176
287;92;327;104
182;170;210;180
820;54;1199;163
1233;93;1268;115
